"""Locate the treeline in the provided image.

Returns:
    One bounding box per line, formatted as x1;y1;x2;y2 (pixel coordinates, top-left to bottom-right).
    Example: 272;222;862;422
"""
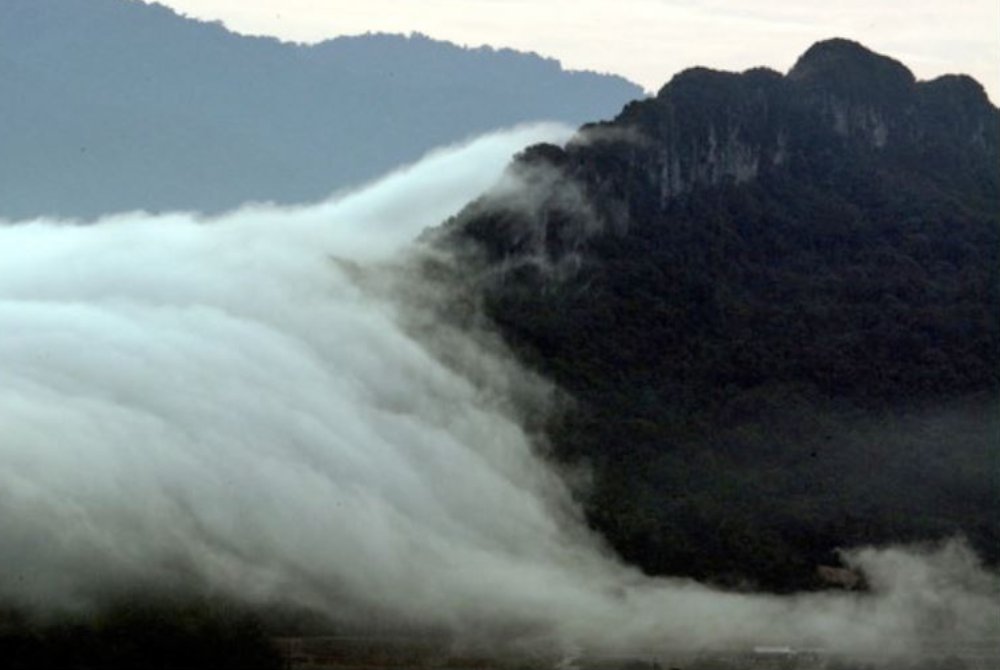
0;598;283;670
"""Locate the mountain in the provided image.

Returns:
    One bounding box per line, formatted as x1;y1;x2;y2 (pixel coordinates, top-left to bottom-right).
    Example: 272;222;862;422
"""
435;39;1000;590
0;0;641;220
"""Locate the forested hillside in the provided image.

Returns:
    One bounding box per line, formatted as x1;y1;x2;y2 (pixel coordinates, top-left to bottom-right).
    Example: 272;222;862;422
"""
437;39;1000;590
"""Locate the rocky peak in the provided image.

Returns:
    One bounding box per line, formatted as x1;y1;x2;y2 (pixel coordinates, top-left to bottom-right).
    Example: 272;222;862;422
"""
788;38;916;101
443;39;998;269
786;39;923;148
919;73;992;108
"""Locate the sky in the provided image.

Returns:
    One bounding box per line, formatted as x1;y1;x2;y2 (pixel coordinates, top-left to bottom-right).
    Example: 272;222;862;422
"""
145;0;999;103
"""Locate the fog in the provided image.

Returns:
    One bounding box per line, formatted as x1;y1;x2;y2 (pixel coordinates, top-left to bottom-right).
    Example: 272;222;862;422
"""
0;125;996;663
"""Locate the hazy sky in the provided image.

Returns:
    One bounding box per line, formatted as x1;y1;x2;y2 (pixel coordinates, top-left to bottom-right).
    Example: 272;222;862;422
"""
146;0;999;102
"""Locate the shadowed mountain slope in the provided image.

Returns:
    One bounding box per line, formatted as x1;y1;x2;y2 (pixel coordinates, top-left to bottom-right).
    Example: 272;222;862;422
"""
436;38;1000;590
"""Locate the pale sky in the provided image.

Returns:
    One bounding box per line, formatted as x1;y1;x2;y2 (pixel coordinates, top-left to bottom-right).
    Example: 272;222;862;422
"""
145;0;998;103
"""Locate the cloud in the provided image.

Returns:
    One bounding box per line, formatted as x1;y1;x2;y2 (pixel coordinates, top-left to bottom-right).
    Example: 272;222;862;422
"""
0;124;996;664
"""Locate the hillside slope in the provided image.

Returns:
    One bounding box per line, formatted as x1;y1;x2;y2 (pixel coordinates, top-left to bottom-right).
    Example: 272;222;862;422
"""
0;0;641;219
436;39;1000;590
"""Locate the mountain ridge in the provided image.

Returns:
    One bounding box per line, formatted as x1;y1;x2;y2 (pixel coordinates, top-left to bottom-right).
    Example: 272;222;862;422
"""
0;0;642;220
433;38;1000;589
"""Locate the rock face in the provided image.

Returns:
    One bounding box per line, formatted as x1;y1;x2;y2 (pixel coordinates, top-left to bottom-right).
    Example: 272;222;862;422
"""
460;38;995;256
437;40;1000;589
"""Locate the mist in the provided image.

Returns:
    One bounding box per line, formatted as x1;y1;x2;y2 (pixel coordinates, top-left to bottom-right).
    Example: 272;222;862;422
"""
0;125;996;664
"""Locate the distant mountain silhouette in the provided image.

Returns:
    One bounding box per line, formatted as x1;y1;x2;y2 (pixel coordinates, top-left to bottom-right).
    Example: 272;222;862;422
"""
0;0;642;219
436;39;1000;590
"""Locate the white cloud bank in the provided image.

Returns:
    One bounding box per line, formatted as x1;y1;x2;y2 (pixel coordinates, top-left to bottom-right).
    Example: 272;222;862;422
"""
0;125;997;663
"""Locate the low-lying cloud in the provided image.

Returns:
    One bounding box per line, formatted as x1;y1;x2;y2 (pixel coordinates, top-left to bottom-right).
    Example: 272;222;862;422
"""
0;125;996;664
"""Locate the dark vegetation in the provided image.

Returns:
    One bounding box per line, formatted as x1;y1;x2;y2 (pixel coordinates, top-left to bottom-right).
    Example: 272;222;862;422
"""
0;0;640;220
439;39;1000;590
0;597;283;669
